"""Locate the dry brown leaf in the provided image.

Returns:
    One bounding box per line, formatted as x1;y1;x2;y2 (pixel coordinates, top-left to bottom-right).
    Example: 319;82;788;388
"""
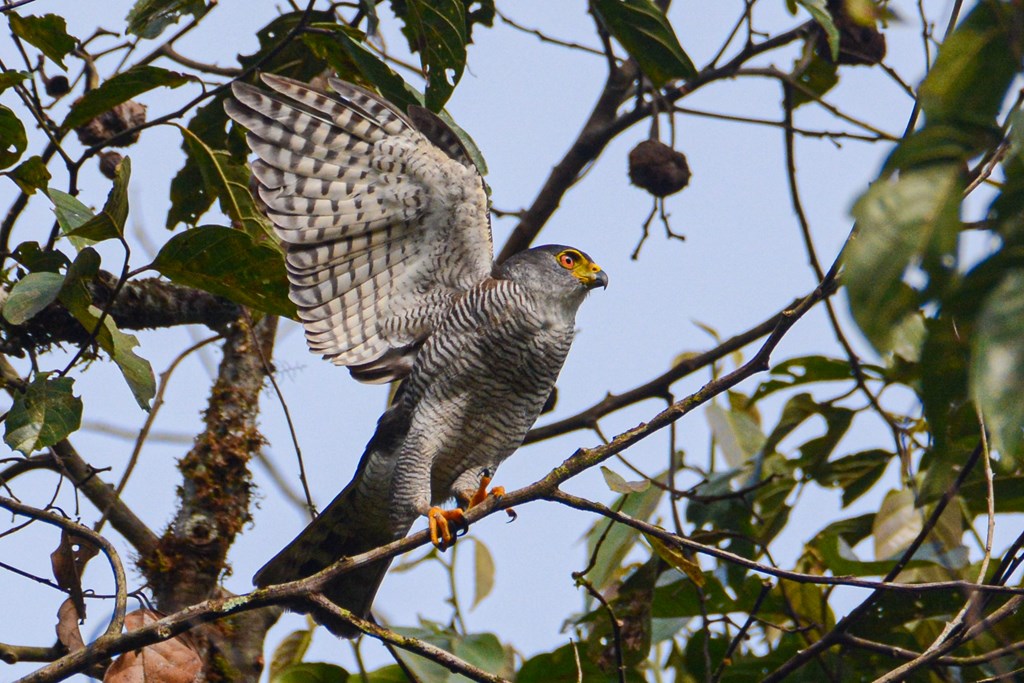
56;598;86;653
103;610;201;683
50;529;100;618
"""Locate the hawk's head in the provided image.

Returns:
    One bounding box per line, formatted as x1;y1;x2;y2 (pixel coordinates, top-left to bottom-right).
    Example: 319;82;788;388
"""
499;244;608;293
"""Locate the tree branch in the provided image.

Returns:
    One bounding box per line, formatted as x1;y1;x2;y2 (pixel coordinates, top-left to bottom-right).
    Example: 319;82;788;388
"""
525;284;837;444
0;496;128;640
1;272;240;357
138;313;278;679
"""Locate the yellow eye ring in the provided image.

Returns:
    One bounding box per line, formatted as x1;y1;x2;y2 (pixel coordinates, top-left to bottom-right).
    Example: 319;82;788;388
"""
559;253;576;269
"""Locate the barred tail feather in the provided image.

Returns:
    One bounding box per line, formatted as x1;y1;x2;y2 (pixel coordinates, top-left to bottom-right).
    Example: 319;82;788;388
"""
253;485;394;638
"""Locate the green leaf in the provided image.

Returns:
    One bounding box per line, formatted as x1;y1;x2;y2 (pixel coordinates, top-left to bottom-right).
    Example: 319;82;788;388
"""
392;0;468;110
7;13;77;70
11;241;68;273
585;479;664;596
126;0;209;39
320;26;423;112
797;0;839;61
600;465;650;494
152;226;295;318
48;188;97;251
386;623;467;682
0;71;28;92
58;260;155;409
961;475;1024;515
791;50;838;109
920;316;971;459
918;1;1018;128
0;104;27;169
8;155;51;194
49;188;95;231
989;110;1024;240
237;11;336;79
971;269;1024;465
816;449;892;507
175;125;275;242
518;642;645;683
62;66;189;133
592;0;697;86
795;404;854;472
58;247;101;317
451;633;513;678
4;374;82;455
269;627;313;680
470;538;494;609
873;488;922;561
886;122;1002;171
2;271;65;324
301;28;365;85
751;355;873;403
166;94;237;230
705;402;765;467
652;572;773;620
97;309;156;410
271;662;349;683
68;156;131;242
362;667;408;683
846;164;962;354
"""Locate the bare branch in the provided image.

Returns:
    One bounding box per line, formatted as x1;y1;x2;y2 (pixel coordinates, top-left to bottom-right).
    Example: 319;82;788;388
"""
0;496;127;640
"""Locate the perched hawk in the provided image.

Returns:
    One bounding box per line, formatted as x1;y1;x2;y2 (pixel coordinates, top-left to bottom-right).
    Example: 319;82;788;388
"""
225;74;607;636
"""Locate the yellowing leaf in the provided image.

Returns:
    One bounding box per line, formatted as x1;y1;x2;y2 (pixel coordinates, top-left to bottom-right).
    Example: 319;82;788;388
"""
471;538;495;609
645;533;704;587
600;465;651;494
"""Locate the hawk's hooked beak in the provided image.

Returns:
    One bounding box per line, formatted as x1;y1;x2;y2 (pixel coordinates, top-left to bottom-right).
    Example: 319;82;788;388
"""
582;267;609;290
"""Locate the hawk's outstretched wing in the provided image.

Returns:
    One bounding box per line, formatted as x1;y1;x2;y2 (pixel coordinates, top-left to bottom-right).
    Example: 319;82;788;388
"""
226;74;493;382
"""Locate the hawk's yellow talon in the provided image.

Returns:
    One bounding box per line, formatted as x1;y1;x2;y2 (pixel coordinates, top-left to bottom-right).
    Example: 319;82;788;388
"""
428;506;466;551
432;476;513;550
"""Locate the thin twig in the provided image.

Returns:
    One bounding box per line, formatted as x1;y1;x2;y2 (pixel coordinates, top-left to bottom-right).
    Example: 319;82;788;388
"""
496;9;607;58
0;0;41;12
0;497;127;639
573;574;626;683
243;310;316;517
712;580;772;681
96;334;222;534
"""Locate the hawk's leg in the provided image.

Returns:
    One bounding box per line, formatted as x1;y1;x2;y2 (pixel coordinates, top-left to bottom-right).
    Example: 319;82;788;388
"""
464;472;505;508
461;470;517;522
429;471;516;550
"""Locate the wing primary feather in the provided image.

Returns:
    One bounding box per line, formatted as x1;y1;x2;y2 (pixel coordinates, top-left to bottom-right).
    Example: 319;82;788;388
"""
226;75;495;381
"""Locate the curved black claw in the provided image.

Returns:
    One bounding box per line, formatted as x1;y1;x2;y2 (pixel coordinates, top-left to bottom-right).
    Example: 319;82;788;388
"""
452;514;470;537
505;508;518;523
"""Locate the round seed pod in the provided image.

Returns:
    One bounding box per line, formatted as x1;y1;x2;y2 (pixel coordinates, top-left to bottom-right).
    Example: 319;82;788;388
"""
98;151;123;179
628;139;691;198
75;100;147;147
44;75;70;97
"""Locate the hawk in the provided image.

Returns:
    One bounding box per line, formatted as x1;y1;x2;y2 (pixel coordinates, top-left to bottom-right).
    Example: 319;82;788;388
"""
225;74;607;636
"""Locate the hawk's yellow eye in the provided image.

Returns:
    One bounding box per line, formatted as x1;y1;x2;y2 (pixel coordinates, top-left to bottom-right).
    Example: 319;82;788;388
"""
559;252;576;269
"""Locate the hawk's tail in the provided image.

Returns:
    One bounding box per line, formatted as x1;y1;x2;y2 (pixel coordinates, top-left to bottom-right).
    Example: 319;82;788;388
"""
253;485;395;638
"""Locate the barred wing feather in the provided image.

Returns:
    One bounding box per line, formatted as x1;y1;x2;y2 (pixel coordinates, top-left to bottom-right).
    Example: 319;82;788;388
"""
225;74;493;382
